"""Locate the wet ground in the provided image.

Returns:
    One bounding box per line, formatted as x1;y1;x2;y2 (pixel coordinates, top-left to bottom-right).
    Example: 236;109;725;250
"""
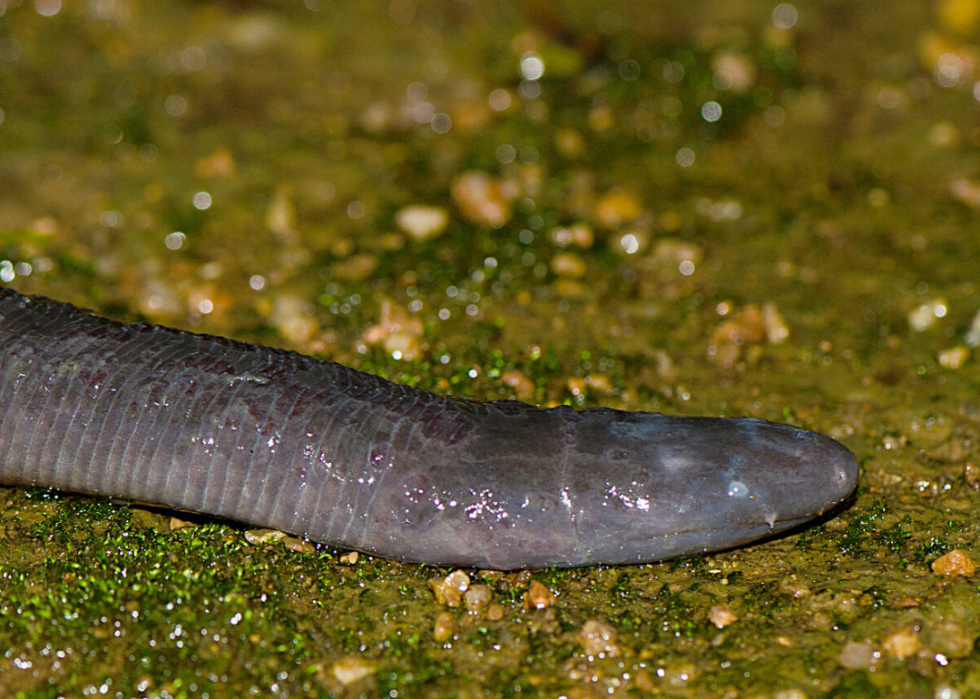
1;0;979;696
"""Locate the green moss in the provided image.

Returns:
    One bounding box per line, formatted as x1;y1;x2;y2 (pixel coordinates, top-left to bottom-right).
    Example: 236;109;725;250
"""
3;0;980;695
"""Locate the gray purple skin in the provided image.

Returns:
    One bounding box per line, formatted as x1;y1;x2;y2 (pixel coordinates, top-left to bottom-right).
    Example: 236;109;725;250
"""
0;287;858;569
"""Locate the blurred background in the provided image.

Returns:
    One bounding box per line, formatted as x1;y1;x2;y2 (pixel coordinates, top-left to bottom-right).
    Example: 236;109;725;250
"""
1;1;980;696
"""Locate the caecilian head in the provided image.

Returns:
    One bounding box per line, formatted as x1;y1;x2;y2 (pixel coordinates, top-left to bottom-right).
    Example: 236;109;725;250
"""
564;411;859;565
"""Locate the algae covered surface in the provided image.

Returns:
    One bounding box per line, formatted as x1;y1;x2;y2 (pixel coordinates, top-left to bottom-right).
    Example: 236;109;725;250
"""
1;0;980;696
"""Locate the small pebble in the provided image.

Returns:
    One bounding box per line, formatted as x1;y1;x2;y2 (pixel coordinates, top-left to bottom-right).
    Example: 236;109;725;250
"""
907;299;947;332
433;611;455;642
169;516;195;532
429;570;471;607
244;528;287;544
708;605;737;629
463;584;493;613
548;223;593;248
965;308;980;347
485;603;505;621
550;252;587;278
339;551;359;565
331;656;376;685
522;580;556;610
939;345;970;369
882;627;921;660
271;295;319;345
283;536;315;554
332;253;379;282
931;549;976;577
762;302;790;344
778;578;812;599
838;640;878;669
450;171;516;228
500;369;535;402
266;184;297;242
578;619;619;656
360;298;424;361
773;690;808;699
712;53;756;93
395;205;449;241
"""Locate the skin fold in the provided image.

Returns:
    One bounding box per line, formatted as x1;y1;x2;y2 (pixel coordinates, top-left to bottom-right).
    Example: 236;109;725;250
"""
0;287;858;569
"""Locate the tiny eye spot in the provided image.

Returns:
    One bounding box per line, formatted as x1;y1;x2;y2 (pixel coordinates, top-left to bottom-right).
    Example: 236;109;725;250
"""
727;480;748;498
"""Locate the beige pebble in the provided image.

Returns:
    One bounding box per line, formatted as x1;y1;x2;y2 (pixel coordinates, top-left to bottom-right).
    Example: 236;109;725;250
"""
708;605;737;629
522;580;556;610
429;570;471;607
908;299;947;332
244;528;287;544
950;178;980;208
270;295;319;346
339;551;359;565
359;101;392;133
283;536;315;554
548;223;593;248
30;216;59;235
450;171;516;228
266;184;297;242
500;370;535;402
395;205;449;241
578;619;619;656
433;611;455;642
762;302;790;344
773;690;808;699
333;253;379;282
485;603;505;621
709;304;770;366
712;53;756;93
550;252;587;278
464;584;493;613
939;345;970;369
586;374;613;394
931;549;976;577
382;331;423;362
882;627;922;660
838;641;878;669
331;655;376;685
168;516;195;532
778;578;812;599
361;298;424;360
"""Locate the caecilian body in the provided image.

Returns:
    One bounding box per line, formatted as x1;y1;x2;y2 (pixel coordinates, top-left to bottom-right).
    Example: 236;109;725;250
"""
0;287;858;569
